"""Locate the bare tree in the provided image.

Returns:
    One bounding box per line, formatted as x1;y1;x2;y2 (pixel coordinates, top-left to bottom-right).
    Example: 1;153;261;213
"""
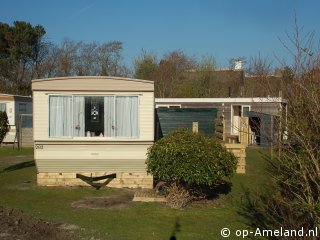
244;54;278;97
175;55;216;97
278;13;316;79
98;41;129;77
243;15;320;239
154;50;196;97
75;42;99;76
55;38;82;76
37;39;129;78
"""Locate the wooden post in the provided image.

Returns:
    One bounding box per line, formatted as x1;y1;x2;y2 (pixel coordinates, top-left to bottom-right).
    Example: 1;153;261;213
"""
278;104;282;160
222;117;226;142
155;122;160;141
239;117;249;146
271;115;274;159
192;122;199;133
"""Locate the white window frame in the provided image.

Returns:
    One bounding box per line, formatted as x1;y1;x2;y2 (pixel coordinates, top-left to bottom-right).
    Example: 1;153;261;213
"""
241;105;251;117
48;95;73;139
48;94;140;139
156;104;181;108
231;104;252;135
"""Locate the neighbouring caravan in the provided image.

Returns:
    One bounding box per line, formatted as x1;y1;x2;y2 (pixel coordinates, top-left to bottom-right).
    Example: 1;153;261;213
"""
155;98;287;146
0;94;32;145
155;108;218;139
32;76;154;188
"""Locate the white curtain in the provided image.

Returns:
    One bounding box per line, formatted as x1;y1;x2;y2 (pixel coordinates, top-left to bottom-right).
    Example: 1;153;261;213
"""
115;96;138;137
104;96;115;137
73;96;85;137
49;96;72;137
48;95;139;138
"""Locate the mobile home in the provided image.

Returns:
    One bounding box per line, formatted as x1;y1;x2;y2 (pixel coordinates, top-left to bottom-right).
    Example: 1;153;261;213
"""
0;94;32;144
32;76;154;188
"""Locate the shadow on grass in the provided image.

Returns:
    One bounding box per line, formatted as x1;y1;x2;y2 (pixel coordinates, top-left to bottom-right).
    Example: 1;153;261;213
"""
237;149;277;232
237;170;279;240
237;187;271;231
1;161;35;173
170;218;181;240
196;182;232;200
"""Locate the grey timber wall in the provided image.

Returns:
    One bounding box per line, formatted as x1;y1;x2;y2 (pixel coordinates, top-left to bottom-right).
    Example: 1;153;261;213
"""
19;114;33;147
155;108;218;139
246;111;278;147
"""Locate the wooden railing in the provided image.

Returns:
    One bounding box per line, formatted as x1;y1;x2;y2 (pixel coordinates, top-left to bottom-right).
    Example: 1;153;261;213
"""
214;115;247;174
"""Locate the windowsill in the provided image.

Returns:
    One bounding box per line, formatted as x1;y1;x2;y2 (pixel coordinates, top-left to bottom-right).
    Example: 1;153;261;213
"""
35;138;155;144
47;137;141;141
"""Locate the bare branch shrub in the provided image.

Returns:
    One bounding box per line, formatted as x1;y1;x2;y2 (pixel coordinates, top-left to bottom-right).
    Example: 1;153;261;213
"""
242;15;320;239
165;182;193;209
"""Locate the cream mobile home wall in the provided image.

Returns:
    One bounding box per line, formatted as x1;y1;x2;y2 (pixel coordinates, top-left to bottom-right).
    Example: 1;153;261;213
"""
32;77;154;188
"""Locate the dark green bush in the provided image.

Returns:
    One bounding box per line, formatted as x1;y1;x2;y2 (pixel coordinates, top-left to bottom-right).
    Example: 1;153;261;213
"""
0;111;9;143
146;128;237;187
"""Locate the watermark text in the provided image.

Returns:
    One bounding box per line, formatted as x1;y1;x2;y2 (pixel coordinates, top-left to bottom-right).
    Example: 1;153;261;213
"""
221;227;319;238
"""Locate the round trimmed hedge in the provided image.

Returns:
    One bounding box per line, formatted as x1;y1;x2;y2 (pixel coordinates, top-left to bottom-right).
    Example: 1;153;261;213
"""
146;128;237;187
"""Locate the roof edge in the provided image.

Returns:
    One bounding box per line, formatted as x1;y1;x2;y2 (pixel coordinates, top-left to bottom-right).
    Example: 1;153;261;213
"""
32;76;154;84
155;97;288;104
0;93;32;98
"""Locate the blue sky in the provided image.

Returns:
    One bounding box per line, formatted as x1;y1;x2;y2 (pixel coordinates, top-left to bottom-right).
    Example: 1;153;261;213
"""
1;0;319;69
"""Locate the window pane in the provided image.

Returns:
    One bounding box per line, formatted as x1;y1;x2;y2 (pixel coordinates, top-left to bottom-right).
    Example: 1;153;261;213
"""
115;96;138;137
85;96;104;137
104;96;115;137
19;103;27;113
49;96;72;137
73;96;85;137
242;106;250;117
0;103;6;112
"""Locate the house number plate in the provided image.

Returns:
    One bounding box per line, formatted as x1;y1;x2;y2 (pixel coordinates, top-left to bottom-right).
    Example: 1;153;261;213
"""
35;144;44;150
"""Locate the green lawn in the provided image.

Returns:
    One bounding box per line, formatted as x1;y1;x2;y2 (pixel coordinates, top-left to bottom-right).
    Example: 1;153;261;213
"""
0;146;34;156
0;147;271;240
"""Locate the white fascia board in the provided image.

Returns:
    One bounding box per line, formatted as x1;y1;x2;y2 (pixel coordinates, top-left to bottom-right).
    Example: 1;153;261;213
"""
0;93;32;98
155;97;287;104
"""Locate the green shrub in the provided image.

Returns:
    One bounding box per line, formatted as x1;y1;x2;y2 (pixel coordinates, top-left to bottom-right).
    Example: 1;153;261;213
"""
0;111;9;143
146;128;237;187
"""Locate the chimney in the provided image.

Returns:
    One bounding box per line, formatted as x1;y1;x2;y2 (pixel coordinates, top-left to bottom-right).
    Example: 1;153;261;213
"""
234;60;243;70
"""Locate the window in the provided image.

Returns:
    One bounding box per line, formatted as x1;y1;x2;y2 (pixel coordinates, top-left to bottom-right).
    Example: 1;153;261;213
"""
169;105;181;109
231;105;252;135
156;104;181;108
85;96;104;136
115;96;139;137
19;103;27;113
49;96;73;137
73;96;85;137
241;105;251;117
49;95;139;138
0;103;6;112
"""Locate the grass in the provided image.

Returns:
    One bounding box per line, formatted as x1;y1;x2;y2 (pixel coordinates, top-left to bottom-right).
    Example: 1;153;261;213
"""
0;146;34;156
0;147;271;240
